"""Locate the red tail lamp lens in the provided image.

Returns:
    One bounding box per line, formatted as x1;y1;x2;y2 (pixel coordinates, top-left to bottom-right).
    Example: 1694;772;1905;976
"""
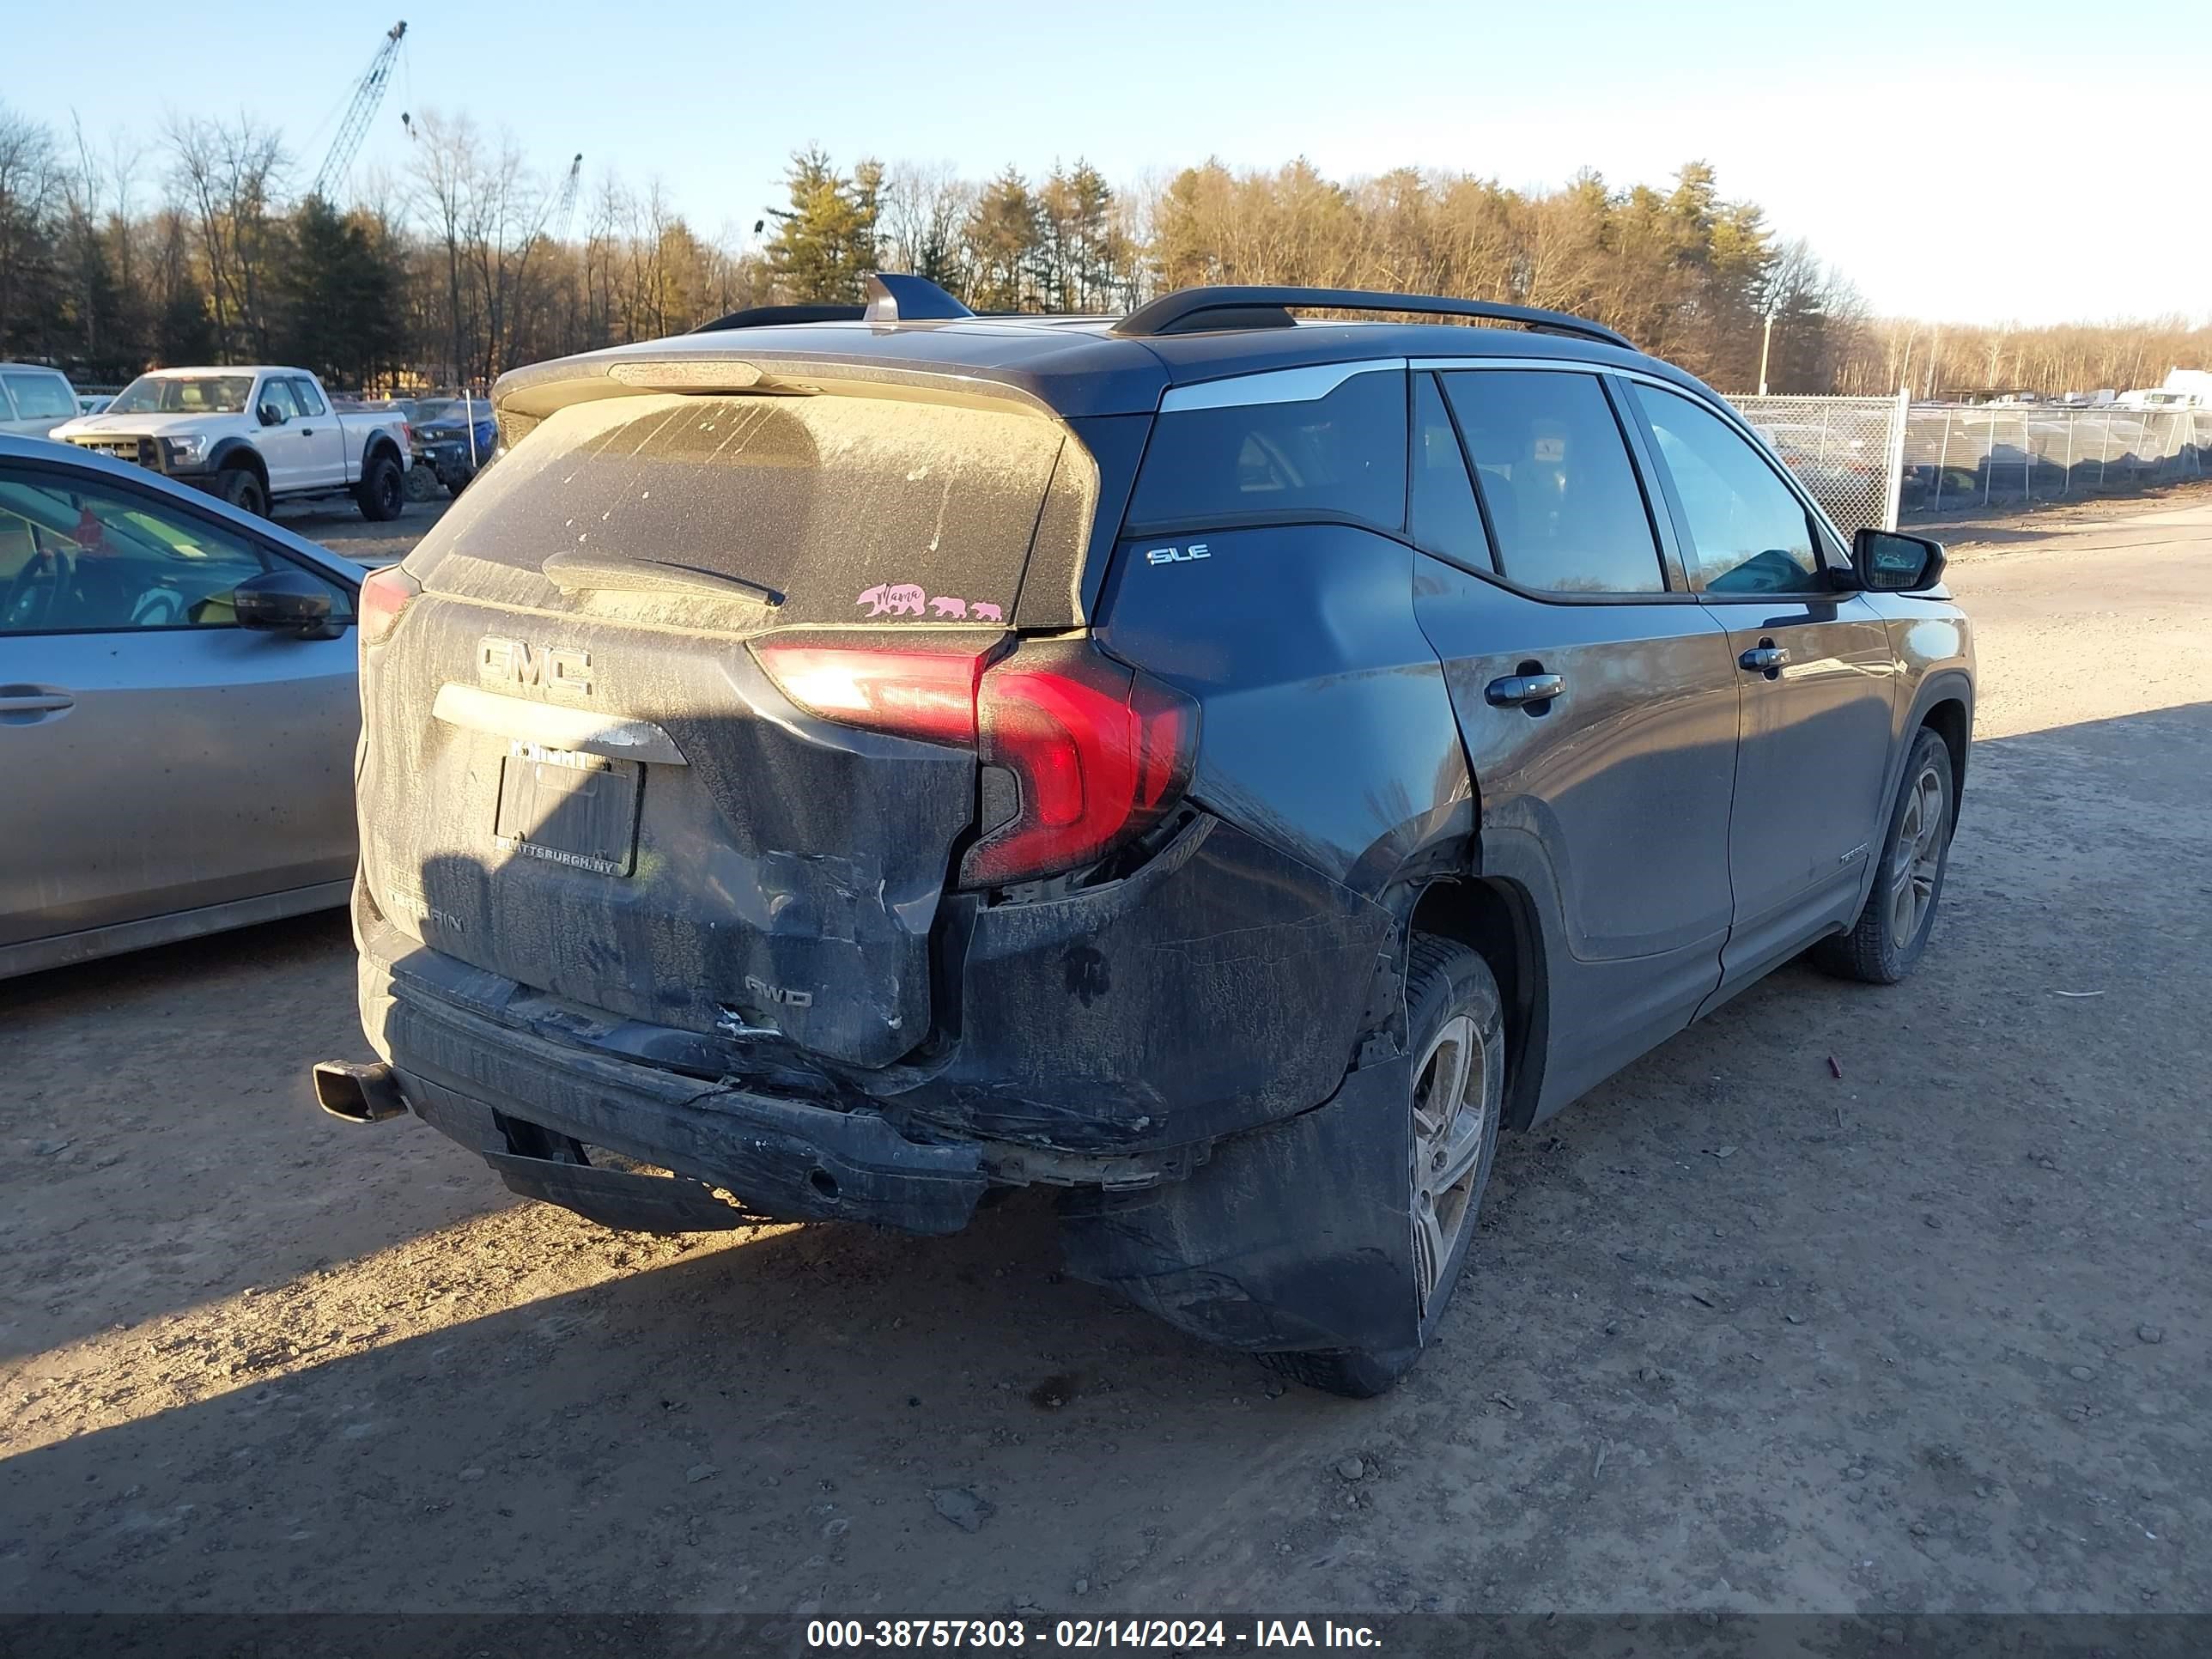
359;564;422;647
959;643;1196;888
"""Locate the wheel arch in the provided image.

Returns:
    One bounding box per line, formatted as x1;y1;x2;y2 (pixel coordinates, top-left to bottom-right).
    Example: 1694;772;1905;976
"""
1387;856;1550;1134
1917;691;1970;826
208;437;267;483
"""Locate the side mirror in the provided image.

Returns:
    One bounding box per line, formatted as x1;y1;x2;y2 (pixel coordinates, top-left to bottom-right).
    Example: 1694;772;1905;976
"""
258;401;288;427
1852;527;1946;592
234;568;339;637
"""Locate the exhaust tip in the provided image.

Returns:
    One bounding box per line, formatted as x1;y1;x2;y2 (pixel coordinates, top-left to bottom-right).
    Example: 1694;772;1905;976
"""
313;1060;408;1124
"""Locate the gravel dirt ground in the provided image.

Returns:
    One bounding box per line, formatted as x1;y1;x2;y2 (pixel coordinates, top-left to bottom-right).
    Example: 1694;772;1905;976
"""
3;485;2209;1619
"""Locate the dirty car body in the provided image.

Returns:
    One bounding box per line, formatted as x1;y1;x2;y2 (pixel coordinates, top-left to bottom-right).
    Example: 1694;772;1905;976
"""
330;278;1973;1386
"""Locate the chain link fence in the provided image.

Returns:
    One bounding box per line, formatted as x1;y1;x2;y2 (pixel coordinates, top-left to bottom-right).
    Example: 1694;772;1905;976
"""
1729;393;1910;537
1899;404;2210;514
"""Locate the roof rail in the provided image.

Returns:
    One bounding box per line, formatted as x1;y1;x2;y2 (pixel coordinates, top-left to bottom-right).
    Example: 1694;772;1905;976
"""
1112;285;1634;350
694;302;863;333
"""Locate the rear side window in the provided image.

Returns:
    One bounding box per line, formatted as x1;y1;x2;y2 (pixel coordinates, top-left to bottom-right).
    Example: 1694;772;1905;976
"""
1126;368;1407;535
1442;370;1665;595
437;392;1072;624
3;372;75;421
1409;373;1490;568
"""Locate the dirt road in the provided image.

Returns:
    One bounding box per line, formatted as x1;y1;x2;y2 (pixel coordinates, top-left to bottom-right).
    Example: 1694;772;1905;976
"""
3;489;2209;1618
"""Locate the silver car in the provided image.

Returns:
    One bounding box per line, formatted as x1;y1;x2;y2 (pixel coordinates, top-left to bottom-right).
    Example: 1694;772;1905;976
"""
0;434;365;977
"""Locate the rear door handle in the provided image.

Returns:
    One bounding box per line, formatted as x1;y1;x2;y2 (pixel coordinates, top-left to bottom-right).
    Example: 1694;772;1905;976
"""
1739;646;1790;673
1485;672;1565;708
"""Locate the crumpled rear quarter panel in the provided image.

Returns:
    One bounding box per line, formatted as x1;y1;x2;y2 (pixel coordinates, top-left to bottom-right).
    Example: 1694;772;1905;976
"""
905;817;1394;1152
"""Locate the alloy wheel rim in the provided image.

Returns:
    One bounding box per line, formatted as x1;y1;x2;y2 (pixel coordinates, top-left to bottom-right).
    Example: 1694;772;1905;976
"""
1410;1012;1489;1314
1887;764;1948;947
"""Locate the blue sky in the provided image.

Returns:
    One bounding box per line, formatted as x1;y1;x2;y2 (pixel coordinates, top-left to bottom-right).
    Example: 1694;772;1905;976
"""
10;0;2207;326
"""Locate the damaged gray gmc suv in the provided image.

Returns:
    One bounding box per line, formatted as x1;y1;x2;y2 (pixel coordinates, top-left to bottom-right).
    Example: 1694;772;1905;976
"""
319;275;1972;1395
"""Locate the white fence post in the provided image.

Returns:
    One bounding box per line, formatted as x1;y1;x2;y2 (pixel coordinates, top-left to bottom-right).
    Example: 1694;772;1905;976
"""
1883;387;1910;530
1934;407;1952;513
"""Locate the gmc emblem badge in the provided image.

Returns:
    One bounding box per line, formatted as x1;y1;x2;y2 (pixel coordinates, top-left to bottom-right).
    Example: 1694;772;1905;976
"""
479;636;593;698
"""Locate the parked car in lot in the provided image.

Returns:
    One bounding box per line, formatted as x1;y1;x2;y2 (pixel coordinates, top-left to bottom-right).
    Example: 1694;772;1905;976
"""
0;434;364;978
76;393;114;416
321;275;1973;1395
0;364;81;439
49;366;413;522
405;395;498;495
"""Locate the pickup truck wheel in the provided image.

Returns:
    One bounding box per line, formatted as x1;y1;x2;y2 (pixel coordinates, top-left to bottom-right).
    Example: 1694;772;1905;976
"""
356;452;404;521
1812;726;1955;985
216;465;268;519
1262;934;1504;1399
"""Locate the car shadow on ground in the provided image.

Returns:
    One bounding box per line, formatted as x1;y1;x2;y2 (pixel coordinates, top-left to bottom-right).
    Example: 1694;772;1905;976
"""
4;703;2209;1615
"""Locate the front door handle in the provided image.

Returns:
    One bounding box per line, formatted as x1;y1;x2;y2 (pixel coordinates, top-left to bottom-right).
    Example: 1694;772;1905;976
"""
1739;645;1790;674
1485;672;1565;708
0;690;76;720
300;427;315;437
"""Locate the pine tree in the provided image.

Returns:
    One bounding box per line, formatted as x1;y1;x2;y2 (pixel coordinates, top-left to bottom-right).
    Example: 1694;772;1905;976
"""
765;149;879;303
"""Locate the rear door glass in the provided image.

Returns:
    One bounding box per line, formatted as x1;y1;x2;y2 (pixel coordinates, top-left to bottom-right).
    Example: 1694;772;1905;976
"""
1126;368;1407;536
1441;370;1666;595
441;392;1071;624
1410;373;1492;568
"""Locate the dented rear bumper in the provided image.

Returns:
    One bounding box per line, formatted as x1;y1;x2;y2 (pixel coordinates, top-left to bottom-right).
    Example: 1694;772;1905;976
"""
355;918;988;1235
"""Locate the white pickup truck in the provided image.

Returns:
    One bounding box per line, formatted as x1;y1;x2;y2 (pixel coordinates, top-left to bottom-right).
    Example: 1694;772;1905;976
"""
50;366;413;521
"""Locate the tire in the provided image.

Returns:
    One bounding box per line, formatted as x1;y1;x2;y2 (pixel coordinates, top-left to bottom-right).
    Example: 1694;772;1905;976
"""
1262;933;1505;1398
216;465;269;519
1812;726;1956;984
356;451;404;521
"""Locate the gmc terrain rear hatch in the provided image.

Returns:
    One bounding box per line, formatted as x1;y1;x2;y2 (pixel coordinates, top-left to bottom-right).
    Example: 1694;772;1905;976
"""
357;374;1147;1069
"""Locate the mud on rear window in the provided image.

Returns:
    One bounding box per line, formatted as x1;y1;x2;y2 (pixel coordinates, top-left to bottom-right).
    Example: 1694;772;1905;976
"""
1124;368;1407;536
443;392;1072;623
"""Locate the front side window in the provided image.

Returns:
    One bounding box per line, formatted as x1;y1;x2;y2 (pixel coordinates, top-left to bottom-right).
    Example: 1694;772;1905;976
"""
1632;384;1822;594
0;465;340;635
1127;368;1407;536
3;372;76;421
1442;370;1665;595
261;380;303;420
106;374;256;416
288;378;329;417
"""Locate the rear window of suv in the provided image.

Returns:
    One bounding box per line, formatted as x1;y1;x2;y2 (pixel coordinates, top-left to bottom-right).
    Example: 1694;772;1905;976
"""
1125;368;1407;536
438;392;1074;623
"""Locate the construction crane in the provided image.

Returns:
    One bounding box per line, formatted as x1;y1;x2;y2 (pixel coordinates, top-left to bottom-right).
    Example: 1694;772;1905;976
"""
311;21;407;201
550;153;583;241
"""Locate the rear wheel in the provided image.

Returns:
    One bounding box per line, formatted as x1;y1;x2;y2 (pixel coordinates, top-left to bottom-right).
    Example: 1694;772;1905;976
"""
1813;726;1955;984
356;451;404;521
217;465;268;519
1263;933;1504;1398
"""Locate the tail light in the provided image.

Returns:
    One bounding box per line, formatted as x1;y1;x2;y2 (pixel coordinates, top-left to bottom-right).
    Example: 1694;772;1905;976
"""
359;564;422;649
750;641;986;744
750;635;1198;889
961;642;1194;887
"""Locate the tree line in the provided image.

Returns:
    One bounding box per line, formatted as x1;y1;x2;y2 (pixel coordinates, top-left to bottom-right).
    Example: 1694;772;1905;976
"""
1;100;2203;400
